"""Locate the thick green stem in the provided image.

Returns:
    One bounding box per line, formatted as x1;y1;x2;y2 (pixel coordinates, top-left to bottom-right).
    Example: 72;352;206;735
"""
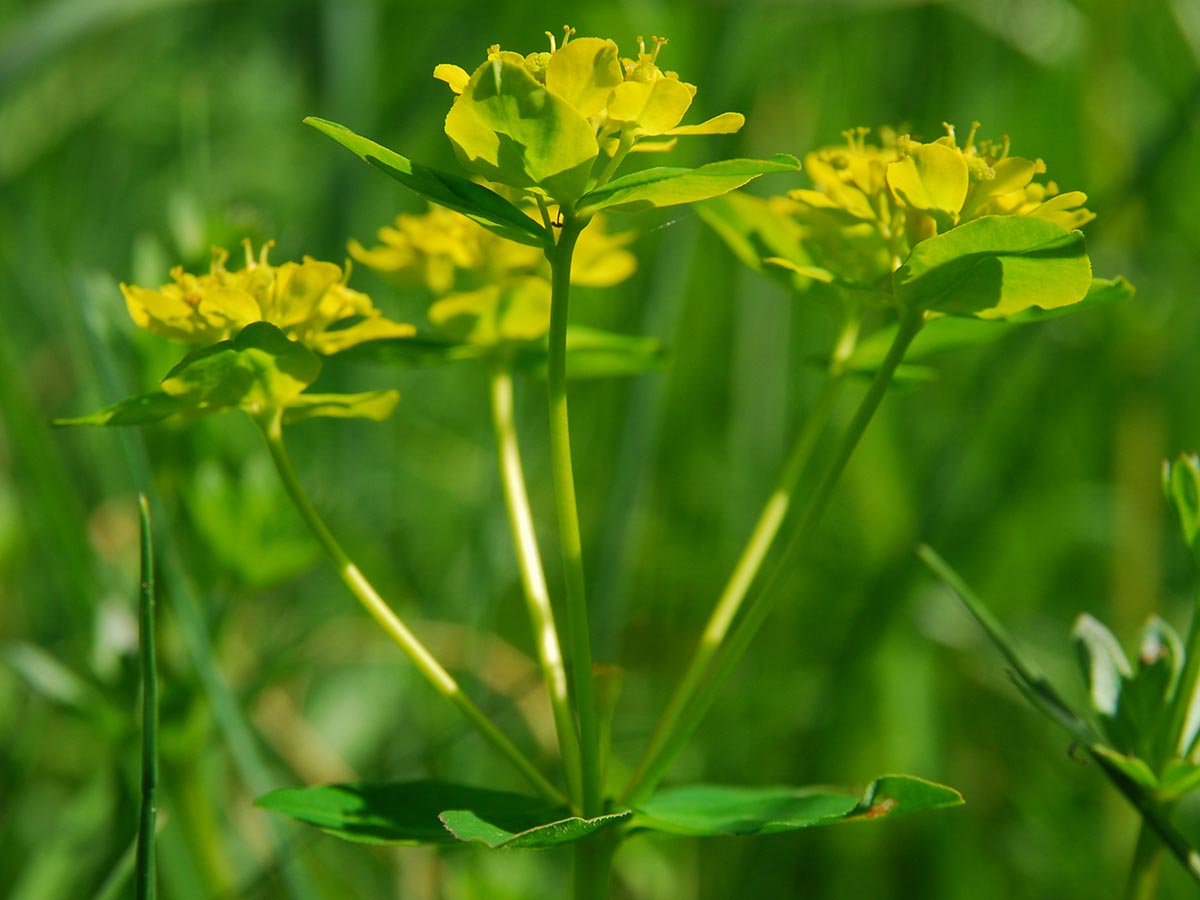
621;311;860;804
135;495;158;900
489;366;585;809
573;831;617;900
260;417;563;805
547;216;603;816
1125;818;1166;900
624;310;923;804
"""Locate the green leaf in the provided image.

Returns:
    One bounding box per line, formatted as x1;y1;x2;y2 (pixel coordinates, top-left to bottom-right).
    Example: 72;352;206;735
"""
847;276;1134;377
1159;760;1200;799
630;775;961;837
894;216;1092;319
1072;613;1132;721
1090;745;1160;792
162;321;321;421
304;116;550;248
282;391;400;424
695;193;816;293
256;780;630;849
53;391;195;427
917;545;1093;742
577;155;802;216
440;808;630;850
443;54;600;206
1164;453;1200;565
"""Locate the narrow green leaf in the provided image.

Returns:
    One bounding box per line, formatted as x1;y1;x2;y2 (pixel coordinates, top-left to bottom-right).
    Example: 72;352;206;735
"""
256;780;630;849
917;545;1093;742
53;391;195;427
282;391;400;424
895;216;1092;319
577;155;802;216
304;116;550;248
630;774;961;837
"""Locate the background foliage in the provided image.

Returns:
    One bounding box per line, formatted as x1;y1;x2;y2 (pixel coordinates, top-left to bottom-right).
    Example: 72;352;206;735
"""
2;0;1199;896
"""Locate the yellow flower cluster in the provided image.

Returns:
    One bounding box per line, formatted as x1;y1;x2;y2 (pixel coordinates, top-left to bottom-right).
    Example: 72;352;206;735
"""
433;28;743;203
121;240;414;355
782;123;1094;288
350;205;636;345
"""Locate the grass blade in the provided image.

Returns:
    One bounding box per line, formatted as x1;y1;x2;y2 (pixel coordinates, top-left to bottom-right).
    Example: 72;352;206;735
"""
136;494;158;900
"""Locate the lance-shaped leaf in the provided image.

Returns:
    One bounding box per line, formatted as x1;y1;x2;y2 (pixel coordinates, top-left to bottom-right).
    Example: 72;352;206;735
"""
894;216;1091;319
629;775;961;837
256;780;630;849
54;391;197;428
576;155;801;216
304;117;550;249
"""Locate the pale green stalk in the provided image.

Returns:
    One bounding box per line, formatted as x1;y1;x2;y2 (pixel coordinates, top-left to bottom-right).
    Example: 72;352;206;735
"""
624;309;924;804
136;494;158;900
546;214;603;816
260;416;564;805
488;366;585;808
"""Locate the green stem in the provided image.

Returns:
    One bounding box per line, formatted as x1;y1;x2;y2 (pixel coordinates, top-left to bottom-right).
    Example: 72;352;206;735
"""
621;310;860;804
547;215;603;816
624;309;923;804
573;831;617;900
1125;818;1166;900
594;130;635;189
488;366;585;809
136;494;158;900
260;417;564;805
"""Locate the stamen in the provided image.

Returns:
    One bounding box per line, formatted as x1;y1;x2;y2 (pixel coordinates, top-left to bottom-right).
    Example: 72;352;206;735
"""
650;35;668;62
637;35;646;57
545;31;556;53
210;246;229;273
942;121;957;145
242;237;255;268
965;121;981;151
259;239;276;267
562;25;575;46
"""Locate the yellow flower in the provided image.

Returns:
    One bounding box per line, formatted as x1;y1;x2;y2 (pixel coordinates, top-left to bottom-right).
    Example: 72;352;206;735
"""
434;28;744;204
351;204;637;344
121;240;414;354
779;123;1095;288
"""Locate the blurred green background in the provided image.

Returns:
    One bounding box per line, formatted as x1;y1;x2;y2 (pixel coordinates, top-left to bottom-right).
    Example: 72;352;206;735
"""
3;0;1200;896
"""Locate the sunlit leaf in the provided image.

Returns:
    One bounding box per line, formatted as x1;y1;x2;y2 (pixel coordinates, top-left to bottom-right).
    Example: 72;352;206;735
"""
53;391;195;427
304;117;550;248
894;216;1091;319
577;155;801;215
630;775;961;837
